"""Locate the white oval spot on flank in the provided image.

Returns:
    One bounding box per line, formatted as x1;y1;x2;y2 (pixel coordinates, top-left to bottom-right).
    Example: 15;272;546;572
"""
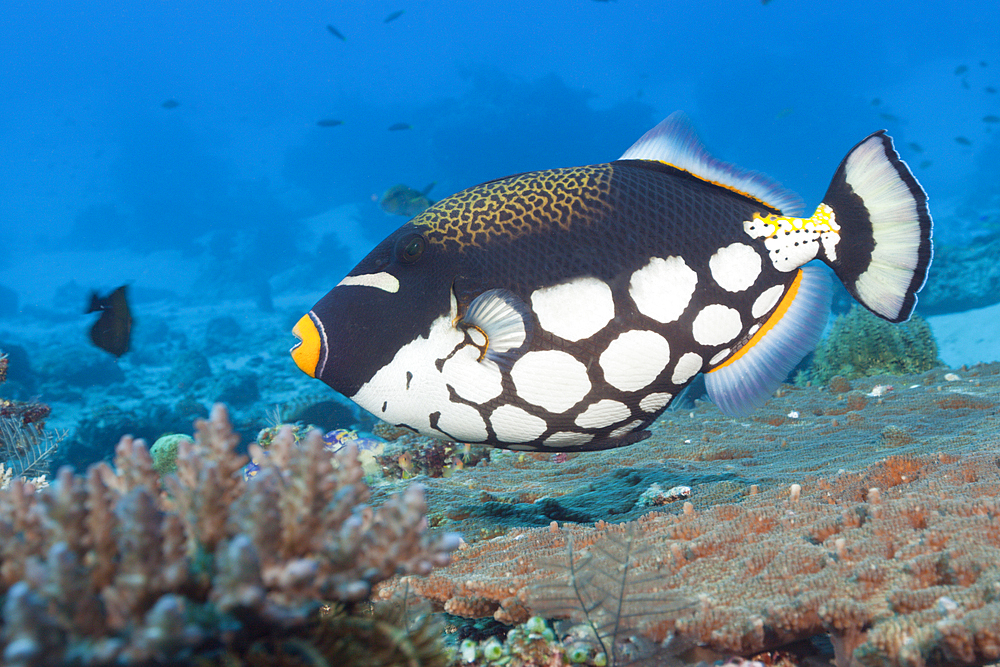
337;272;400;293
599;330;670;392
489;404;547;443
530;277;614;342
639;392;672;413
574;399;631;429
629;256;698;324
752;284;785;319
671;352;702;385
710;243;761;292
510;350;591;413
692;304;743;345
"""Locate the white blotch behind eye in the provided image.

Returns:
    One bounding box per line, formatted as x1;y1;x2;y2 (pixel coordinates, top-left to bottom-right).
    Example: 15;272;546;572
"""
709;243;761;292
337;272;400;293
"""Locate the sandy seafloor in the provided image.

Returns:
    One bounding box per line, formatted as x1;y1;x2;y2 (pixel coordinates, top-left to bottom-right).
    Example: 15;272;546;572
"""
1;245;1000;666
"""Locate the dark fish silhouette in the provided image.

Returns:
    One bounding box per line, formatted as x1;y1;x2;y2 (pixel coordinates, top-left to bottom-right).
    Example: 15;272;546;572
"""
326;24;346;41
955;65;968;75
317;119;344;127
984;115;1000;123
384;10;404;23
161;99;180;109
379;182;436;217
907;142;923;153
86;285;132;357
388;122;412;131
878;113;900;122
955;136;972;146
987;87;998;94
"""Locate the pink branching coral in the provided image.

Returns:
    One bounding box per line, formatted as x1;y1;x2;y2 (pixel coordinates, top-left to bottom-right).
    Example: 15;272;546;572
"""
0;403;459;665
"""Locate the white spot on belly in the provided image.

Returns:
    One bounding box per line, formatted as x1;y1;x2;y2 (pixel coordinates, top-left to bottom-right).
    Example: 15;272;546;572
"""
436;403;488;442
609;419;644;439
599;330;670;392
752;284;785;318
531;277;614;341
574;399;631;429
441;351;502;403
692;304;743;345
543;431;593;448
510;350;591;413
639;392;672;413
628;256;698;324
489;404;547;443
337;272;400;293
709;243;761;292
709;348;731;365
671;352;703;385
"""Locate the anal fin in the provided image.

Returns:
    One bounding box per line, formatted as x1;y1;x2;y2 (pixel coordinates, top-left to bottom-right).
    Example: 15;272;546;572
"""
706;264;832;416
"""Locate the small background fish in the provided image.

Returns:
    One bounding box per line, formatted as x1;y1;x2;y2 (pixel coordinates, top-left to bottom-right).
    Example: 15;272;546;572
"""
86;285;132;357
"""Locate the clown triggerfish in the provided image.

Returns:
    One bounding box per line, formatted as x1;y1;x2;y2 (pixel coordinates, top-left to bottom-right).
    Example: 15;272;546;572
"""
291;113;932;452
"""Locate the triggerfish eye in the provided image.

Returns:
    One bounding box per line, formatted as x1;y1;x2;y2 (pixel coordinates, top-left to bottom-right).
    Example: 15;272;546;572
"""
290;313;323;378
396;233;426;264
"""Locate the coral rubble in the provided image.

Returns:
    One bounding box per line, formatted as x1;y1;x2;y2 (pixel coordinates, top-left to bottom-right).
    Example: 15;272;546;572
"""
0;404;460;665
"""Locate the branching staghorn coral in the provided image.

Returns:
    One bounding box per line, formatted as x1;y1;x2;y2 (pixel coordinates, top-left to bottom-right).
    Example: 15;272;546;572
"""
0;403;460;666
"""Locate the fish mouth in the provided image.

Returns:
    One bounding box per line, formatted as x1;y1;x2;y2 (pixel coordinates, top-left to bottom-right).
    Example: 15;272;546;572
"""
290;313;323;378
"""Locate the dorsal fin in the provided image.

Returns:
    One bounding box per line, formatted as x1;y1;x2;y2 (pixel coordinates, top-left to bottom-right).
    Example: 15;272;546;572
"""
619;112;803;216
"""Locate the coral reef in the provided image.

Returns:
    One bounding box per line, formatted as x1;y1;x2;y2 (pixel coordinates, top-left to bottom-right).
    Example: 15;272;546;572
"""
918;236;1000;315
148;433;193;476
808;306;940;385
381;451;1000;667
0;403;460;665
0;350;60;486
374;428;491;480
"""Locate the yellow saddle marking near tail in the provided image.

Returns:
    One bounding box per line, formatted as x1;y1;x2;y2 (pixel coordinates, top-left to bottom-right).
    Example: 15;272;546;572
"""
751;203;840;239
710;269;804;372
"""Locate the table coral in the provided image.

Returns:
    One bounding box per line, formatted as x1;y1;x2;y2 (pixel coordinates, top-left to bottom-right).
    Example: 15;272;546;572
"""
379;449;1000;667
0;403;460;665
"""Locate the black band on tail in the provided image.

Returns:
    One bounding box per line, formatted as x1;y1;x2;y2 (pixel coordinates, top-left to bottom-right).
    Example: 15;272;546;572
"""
820;131;933;323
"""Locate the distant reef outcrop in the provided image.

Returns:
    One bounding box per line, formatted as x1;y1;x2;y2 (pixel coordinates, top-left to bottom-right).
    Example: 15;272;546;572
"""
918;234;1000;315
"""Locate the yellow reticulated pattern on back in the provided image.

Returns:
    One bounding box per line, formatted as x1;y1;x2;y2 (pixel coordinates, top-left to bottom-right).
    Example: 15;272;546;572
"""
412;165;614;251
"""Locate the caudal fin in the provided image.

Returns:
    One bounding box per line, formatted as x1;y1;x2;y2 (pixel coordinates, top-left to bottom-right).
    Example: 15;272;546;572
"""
819;131;933;323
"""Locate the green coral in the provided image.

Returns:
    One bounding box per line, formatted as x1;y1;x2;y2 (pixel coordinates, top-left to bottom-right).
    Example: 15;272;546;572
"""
809;305;941;385
149;433;193;476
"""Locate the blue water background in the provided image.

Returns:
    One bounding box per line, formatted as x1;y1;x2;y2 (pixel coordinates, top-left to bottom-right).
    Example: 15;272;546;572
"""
1;0;998;304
